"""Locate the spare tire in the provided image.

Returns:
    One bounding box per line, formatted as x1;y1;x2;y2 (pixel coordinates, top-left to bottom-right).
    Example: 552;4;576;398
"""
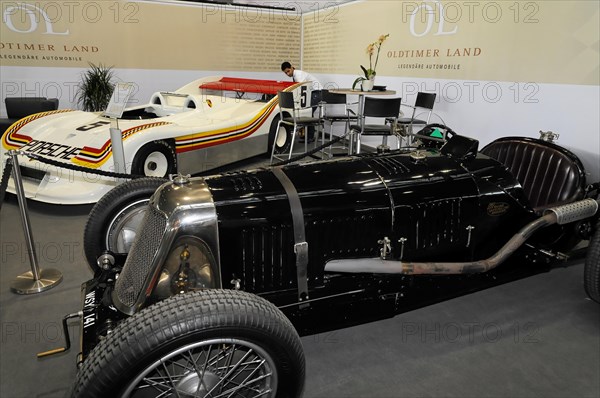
83;177;167;273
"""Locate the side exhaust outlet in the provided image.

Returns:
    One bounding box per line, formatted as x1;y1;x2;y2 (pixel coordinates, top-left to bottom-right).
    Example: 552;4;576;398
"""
325;199;599;276
544;198;598;225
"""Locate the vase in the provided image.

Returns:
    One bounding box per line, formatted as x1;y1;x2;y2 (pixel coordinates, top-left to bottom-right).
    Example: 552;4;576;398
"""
361;77;375;92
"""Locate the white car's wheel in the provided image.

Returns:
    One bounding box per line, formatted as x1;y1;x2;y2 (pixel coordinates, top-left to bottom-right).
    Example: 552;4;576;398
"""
275;125;289;148
269;116;291;154
132;140;177;178
143;151;169;176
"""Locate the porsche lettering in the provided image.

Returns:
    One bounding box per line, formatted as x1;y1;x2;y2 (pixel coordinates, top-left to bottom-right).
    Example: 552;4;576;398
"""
21;140;81;160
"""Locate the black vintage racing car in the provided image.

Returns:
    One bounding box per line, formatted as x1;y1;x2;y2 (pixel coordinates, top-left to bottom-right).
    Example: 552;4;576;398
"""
45;126;600;397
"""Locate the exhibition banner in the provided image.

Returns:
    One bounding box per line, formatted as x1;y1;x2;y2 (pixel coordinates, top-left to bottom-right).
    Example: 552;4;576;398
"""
2;0;597;85
303;0;599;85
0;0;302;71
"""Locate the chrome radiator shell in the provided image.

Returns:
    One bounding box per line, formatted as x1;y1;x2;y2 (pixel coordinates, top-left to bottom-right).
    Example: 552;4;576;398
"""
112;178;221;315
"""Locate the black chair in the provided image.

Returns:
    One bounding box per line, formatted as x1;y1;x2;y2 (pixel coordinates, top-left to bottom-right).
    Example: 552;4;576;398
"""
396;92;436;142
1;97;59;133
319;90;358;155
270;90;324;163
349;97;401;154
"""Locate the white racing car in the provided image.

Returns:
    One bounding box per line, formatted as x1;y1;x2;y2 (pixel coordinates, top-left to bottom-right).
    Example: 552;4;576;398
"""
1;76;311;204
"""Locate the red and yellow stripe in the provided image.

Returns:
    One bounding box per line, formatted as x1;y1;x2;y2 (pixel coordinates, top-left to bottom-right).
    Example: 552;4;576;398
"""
1;110;74;150
175;83;301;152
72;121;171;168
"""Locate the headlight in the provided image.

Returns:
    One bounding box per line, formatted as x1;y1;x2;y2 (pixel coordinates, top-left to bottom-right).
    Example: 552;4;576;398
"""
151;236;218;300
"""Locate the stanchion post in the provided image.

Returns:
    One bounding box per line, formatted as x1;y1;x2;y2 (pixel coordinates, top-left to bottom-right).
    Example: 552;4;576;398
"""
8;150;63;294
110;121;127;183
105;83;134;183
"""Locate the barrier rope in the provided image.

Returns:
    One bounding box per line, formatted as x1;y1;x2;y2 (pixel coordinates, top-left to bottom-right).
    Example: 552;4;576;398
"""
14;132;345;180
0;133;349;209
24;151;145;180
0;150;143;211
272;132;348;167
0;157;13;211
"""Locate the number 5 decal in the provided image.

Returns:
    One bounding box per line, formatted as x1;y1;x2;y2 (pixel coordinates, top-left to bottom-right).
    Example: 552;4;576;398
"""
300;86;308;108
77;121;110;131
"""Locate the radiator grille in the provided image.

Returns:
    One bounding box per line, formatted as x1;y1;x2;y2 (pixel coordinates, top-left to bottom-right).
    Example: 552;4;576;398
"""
412;199;462;249
239;214;382;291
240;225;296;292
115;206;167;308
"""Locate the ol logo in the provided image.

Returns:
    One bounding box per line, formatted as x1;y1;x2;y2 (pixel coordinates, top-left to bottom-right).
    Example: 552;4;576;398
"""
3;3;69;35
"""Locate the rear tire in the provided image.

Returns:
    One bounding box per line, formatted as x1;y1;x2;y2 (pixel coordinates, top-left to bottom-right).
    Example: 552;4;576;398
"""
71;290;305;398
584;218;600;303
269;116;292;155
83;178;167;273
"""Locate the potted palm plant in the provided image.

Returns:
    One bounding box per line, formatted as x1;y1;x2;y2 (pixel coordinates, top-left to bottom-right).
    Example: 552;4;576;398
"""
352;34;390;91
75;63;116;112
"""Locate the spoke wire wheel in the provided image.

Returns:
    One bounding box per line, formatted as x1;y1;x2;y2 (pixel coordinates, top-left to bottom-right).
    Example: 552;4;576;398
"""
105;199;149;253
123;338;278;397
71;290;305;398
144;151;170;177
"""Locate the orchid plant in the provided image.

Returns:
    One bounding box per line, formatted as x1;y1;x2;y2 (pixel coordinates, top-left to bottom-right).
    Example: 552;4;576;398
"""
352;33;390;90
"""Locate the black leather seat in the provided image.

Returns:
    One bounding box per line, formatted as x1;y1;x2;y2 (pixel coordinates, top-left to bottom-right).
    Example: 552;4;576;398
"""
481;137;586;210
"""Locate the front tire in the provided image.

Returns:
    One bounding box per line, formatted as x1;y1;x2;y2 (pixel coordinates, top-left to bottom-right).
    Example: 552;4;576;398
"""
83;178;167;273
72;290;305;398
584;218;600;303
132;140;177;178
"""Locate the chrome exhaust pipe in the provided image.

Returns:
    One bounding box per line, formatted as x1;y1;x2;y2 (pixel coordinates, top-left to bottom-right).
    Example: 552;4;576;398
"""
325;199;598;275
